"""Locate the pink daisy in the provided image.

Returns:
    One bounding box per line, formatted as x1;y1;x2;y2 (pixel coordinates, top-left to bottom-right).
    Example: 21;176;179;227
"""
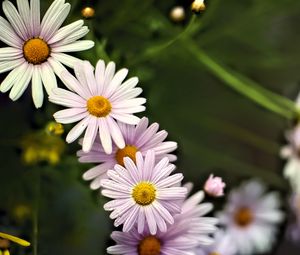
77;117;178;190
101;150;187;235
49;60;146;154
0;0;94;108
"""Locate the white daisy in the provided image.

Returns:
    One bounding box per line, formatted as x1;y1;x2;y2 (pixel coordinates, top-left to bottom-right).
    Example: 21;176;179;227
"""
49;60;146;154
217;180;284;255
101;150;187;235
280;124;300;193
77;117;177;190
0;0;94;108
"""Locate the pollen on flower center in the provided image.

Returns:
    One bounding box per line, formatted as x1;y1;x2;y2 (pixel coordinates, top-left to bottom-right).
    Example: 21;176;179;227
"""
23;38;50;65
234;207;253;227
115;145;138;166
138;236;161;255
132;182;156;206
87;96;112;117
209;252;220;255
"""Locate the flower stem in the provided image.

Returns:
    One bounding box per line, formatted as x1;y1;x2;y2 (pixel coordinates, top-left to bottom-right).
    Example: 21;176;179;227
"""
184;39;300;120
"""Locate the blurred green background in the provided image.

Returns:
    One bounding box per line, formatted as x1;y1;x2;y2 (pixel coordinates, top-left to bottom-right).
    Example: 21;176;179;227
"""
1;0;300;254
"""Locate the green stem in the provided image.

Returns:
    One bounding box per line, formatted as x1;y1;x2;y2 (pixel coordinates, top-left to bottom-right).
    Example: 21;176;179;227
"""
184;39;299;120
33;168;41;255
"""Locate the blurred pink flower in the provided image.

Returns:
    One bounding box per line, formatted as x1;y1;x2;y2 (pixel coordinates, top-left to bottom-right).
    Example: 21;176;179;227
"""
204;174;225;197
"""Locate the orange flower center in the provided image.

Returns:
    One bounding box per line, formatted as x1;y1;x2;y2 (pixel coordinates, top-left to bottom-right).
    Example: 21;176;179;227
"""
23;38;50;64
138;236;161;255
115;145;138;166
87;96;112;117
234;207;253;227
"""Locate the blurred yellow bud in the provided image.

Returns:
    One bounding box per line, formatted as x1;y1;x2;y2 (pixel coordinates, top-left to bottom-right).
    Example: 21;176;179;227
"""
81;7;95;19
170;6;185;23
13;205;31;222
191;0;206;13
46;122;64;136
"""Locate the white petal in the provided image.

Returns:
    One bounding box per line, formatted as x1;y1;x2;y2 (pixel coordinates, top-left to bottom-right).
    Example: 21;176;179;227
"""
3;0;29;40
41;2;70;41
0;16;23;48
0;59;24;74
99;118;112;154
60;69;90;99
51;26;90;47
39;62;57;95
17;0;30;29
110;113;140;125
107;116;125;149
30;0;40;37
48;20;84;45
95;59;105;95
0;63;24;92
103;62;115;90
51;52;81;68
47;56;68;81
66;116;91;144
82;117;98;152
32;66;44;108
41;0;64;30
0;47;22;61
104;68;128;98
51;40;94;53
54;108;88;124
83;61;97;95
9;63;33;100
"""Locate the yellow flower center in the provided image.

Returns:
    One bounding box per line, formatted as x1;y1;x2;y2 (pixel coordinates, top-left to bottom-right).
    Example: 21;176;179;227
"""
209;252;220;255
234;207;253;227
23;38;50;65
115;145;138;166
138;236;161;255
87;96;112;117
132;182;156;206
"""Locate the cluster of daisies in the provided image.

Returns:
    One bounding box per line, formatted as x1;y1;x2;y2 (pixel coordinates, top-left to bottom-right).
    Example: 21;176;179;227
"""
0;0;289;254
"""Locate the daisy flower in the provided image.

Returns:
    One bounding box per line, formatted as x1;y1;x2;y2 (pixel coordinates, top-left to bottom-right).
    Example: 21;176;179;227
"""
195;230;237;255
280;124;300;193
0;0;94;108
107;185;218;255
101;150;187;235
217;180;284;255
49;60;146;154
77;117;177;190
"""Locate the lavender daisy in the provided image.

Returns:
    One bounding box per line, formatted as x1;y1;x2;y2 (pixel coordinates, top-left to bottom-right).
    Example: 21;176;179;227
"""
217;180;284;255
77;117;177;190
49;60;146;154
107;185;218;255
0;0;94;108
101;150;187;235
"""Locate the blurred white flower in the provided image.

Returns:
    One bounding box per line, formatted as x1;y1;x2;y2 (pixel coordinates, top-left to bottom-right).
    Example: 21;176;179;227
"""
280;124;300;193
217;180;284;255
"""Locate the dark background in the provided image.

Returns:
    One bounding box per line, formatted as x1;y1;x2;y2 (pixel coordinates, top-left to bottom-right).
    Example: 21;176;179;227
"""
1;0;300;254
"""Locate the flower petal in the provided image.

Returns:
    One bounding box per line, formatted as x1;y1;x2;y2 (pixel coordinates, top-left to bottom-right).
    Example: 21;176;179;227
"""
32;66;44;108
3;0;29;40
